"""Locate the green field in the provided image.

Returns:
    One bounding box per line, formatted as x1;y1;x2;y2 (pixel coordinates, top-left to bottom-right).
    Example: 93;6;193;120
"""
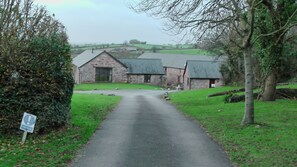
159;49;213;55
170;86;297;166
0;94;121;167
74;83;161;91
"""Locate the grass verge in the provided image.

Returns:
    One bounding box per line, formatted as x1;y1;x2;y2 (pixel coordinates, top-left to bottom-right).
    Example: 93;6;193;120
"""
74;83;161;91
0;94;121;167
170;86;297;167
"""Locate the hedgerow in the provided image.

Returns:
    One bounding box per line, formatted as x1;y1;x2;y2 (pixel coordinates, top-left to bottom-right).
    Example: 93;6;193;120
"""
0;0;74;134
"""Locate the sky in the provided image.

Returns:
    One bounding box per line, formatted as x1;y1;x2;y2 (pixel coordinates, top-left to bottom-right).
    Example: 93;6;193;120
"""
34;0;184;45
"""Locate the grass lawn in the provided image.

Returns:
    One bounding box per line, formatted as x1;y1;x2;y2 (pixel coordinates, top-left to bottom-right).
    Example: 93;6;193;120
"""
159;49;213;55
74;83;161;91
0;94;121;167
170;86;297;167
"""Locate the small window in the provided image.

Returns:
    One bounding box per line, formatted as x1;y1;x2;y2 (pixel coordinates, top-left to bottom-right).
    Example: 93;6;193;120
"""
144;75;151;83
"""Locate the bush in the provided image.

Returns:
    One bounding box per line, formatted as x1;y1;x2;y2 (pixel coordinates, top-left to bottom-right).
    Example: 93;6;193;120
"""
0;1;74;134
0;34;74;134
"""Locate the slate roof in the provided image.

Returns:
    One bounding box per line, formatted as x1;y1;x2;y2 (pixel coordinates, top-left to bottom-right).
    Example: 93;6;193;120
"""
139;53;226;69
118;58;164;75
186;60;223;79
72;49;125;68
73;50;104;67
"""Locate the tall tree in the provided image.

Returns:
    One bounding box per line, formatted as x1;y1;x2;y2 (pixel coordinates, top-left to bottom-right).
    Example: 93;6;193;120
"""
131;0;258;125
256;0;297;101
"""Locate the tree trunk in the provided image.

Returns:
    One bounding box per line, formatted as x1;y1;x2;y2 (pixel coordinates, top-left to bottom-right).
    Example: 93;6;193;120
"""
241;46;254;125
262;72;277;101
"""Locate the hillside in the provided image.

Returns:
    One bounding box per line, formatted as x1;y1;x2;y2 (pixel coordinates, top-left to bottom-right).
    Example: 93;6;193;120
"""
71;43;213;59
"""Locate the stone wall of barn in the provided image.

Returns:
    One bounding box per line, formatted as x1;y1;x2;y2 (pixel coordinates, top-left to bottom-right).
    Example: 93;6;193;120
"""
79;52;128;83
190;79;210;89
151;75;164;86
128;74;164;86
215;79;224;87
183;67;190;90
189;79;224;90
128;75;144;84
165;67;184;86
73;65;80;84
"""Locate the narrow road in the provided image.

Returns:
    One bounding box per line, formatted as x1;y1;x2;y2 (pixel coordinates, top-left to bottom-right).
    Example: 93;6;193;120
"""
71;90;232;167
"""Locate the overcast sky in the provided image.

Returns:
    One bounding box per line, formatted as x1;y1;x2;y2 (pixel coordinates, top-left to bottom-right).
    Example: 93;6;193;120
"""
35;0;184;45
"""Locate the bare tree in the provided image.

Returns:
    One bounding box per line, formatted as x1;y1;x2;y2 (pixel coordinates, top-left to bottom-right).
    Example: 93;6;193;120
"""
0;0;66;58
131;0;259;125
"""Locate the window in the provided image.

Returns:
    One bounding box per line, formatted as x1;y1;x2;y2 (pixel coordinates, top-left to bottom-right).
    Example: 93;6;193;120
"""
144;75;151;83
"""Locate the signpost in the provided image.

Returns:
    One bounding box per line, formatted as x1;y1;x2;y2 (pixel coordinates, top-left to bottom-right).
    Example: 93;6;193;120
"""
20;112;37;144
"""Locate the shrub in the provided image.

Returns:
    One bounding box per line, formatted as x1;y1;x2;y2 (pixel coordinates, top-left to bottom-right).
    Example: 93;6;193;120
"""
0;1;74;134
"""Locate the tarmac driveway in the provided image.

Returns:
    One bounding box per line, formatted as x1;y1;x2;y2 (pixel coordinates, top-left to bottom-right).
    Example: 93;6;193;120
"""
71;90;232;167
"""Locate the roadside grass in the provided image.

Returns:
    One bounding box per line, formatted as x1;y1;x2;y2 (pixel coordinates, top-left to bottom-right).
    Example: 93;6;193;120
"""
170;86;297;167
0;94;121;167
158;49;213;55
74;83;161;91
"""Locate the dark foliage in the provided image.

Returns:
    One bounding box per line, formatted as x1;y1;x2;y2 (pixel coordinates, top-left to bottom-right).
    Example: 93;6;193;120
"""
0;34;74;134
0;0;74;134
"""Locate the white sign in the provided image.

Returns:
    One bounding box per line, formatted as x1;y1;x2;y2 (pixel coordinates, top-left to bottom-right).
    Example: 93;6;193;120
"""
20;112;37;133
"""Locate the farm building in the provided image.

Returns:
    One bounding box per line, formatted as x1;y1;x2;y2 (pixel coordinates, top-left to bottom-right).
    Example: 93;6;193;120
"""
183;60;224;90
139;53;226;87
118;59;165;86
72;50;164;86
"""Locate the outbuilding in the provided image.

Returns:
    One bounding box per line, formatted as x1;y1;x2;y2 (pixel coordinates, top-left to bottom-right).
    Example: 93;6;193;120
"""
73;50;128;84
119;58;165;86
183;60;224;90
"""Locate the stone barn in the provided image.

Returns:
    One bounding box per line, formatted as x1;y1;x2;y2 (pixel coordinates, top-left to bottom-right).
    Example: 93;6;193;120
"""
183;60;224;90
72;50;164;86
73;50;128;84
119;58;165;86
139;53;226;87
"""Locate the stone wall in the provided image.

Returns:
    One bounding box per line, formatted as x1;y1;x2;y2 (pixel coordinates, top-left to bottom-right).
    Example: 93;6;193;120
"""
183;65;224;90
189;79;224;90
79;52;128;83
128;75;144;84
190;79;210;89
151;75;164;86
128;74;164;86
165;67;184;86
73;65;79;84
183;68;190;90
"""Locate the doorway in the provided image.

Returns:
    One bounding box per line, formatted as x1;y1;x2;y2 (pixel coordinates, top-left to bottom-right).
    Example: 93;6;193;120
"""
96;68;112;82
209;79;216;88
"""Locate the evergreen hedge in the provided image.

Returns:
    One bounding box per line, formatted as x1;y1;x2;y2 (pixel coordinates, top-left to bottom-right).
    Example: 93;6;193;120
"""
0;1;74;134
0;34;74;134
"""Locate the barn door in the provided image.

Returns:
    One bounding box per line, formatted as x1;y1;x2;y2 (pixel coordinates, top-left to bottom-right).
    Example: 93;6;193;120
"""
96;68;112;82
209;79;216;88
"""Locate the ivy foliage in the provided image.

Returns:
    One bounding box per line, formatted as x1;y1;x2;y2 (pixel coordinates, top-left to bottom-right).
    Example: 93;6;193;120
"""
0;0;74;134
